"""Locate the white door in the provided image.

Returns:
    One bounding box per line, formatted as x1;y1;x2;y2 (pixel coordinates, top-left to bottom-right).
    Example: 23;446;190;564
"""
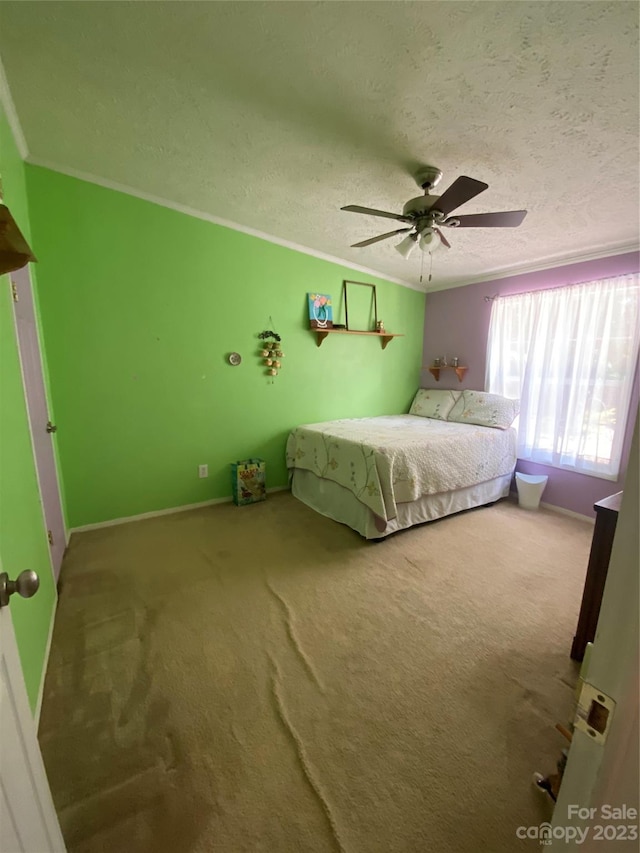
11;268;66;579
552;417;639;849
0;565;66;852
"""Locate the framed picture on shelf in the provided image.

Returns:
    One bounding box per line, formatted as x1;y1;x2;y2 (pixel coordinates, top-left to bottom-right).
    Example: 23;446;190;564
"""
342;280;378;331
308;293;333;329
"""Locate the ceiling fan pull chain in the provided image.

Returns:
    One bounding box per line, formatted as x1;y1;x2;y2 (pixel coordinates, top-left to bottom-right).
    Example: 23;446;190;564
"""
420;249;425;284
429;252;433;283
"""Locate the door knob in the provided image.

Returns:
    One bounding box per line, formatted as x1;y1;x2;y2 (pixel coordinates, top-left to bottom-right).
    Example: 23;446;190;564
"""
46;421;57;434
0;570;40;607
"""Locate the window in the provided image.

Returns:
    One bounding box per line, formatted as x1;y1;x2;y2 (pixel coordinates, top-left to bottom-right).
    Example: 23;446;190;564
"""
486;274;640;480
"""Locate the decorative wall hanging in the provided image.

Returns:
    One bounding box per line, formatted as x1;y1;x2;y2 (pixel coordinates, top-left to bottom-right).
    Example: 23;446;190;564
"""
342;281;378;331
308;293;333;329
258;326;284;382
309;283;402;348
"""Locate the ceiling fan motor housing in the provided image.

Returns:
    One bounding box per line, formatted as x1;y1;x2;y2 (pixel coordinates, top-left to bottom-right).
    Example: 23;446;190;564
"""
402;195;446;222
414;166;443;190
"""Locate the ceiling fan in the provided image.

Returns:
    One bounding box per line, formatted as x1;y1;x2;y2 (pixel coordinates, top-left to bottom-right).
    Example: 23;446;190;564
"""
341;166;527;259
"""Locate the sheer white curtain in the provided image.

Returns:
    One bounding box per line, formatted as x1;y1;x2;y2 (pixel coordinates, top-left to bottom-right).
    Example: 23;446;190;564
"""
486;274;640;479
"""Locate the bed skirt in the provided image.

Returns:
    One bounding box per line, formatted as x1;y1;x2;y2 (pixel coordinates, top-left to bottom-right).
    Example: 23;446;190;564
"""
291;469;512;539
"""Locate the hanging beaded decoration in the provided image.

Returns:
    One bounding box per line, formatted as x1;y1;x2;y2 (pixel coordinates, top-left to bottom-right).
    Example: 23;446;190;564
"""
258;323;284;383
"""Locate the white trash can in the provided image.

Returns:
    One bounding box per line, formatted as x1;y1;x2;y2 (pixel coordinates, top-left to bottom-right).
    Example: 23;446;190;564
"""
515;473;548;510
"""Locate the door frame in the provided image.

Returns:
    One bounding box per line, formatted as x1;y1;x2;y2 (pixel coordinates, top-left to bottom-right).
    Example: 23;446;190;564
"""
10;267;68;576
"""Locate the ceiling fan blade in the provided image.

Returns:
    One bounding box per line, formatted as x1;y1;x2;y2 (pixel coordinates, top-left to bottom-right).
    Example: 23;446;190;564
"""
351;228;412;248
447;210;528;228
433;227;451;249
341;204;412;223
429;176;489;216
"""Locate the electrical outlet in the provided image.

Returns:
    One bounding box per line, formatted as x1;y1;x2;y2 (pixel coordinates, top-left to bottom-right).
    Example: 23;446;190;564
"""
198;464;208;478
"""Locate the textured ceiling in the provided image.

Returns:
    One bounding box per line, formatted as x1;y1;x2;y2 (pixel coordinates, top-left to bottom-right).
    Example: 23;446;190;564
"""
0;1;638;289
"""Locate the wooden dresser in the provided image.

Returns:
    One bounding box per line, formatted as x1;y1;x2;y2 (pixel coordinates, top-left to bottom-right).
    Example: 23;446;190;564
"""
570;491;623;662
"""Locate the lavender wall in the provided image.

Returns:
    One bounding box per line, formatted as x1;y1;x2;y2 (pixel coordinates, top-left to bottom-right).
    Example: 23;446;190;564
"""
421;251;640;518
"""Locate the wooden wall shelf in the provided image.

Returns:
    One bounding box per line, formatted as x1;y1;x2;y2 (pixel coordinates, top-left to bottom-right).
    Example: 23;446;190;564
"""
0;204;37;275
426;365;468;383
314;329;403;349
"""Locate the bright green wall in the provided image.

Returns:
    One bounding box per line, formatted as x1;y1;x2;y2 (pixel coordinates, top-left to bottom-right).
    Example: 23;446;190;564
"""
0;108;57;714
26;165;425;528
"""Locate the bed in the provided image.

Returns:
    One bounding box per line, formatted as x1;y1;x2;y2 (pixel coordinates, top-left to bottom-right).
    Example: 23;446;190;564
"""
286;389;519;539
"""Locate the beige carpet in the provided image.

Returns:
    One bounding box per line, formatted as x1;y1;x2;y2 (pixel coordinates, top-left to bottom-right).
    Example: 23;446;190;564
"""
39;493;592;853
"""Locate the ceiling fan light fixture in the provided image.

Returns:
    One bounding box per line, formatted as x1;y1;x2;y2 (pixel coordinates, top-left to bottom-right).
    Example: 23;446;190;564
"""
419;229;441;253
395;232;418;259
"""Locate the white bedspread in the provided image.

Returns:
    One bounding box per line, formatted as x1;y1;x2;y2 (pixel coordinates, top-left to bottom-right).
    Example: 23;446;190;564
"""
286;415;517;521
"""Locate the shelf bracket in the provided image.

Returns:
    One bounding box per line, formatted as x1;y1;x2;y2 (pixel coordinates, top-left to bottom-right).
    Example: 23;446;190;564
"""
426;366;468;383
454;367;468;382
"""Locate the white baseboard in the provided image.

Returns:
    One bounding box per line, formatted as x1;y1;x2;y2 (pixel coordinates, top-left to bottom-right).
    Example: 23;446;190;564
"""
35;590;58;728
68;486;290;534
508;490;594;523
539;501;595;523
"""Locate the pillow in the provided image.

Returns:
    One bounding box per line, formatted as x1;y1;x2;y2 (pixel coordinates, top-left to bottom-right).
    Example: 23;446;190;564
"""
409;389;461;421
447;390;519;430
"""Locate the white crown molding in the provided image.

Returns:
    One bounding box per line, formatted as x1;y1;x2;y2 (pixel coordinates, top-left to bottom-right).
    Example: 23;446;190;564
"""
13;145;639;295
8;87;633;297
0;76;418;292
0;52;29;160
426;243;640;293
26;156;423;292
3;51;413;291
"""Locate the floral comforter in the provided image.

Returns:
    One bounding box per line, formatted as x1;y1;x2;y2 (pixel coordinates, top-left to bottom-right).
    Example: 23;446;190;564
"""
286;415;517;522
